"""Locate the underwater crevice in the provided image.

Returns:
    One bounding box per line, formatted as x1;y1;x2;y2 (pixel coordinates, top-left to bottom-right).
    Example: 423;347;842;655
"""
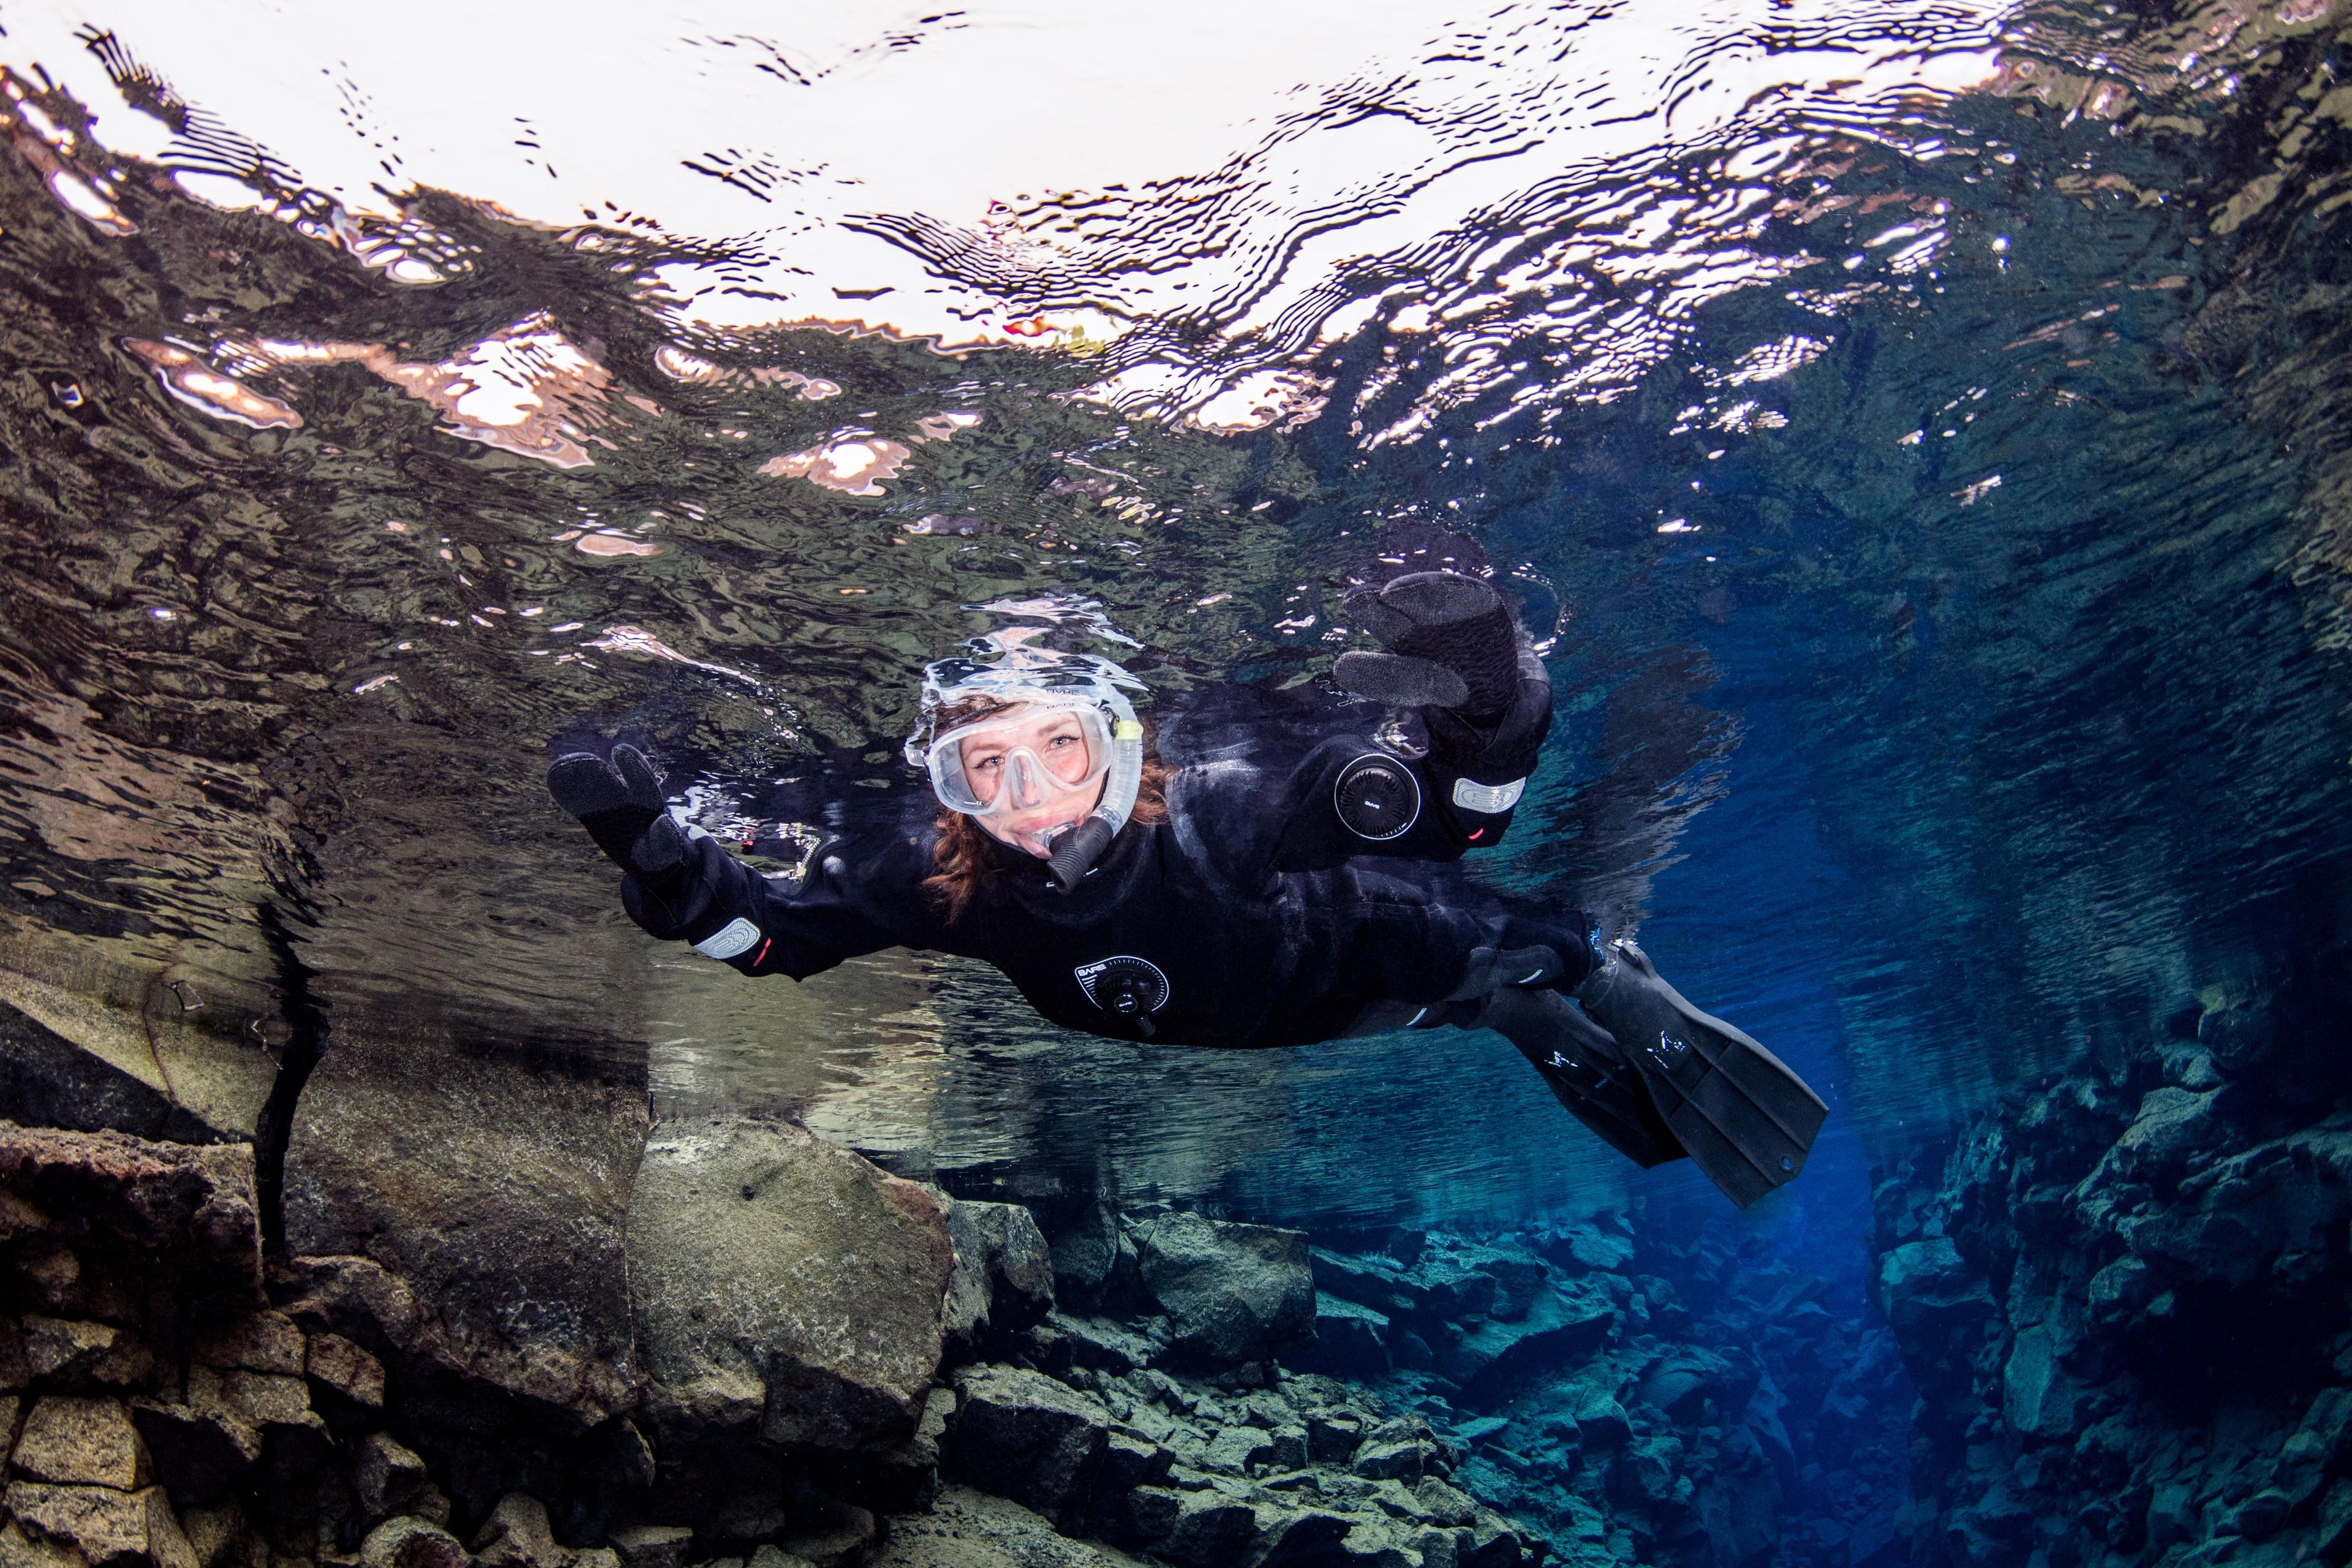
251;897;329;1258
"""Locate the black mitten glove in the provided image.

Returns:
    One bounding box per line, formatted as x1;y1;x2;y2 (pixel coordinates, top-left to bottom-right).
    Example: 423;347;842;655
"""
548;744;697;930
1335;571;1551;789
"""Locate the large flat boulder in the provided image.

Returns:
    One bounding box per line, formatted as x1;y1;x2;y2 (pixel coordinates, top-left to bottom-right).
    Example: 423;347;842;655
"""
628;1117;955;1450
1128;1213;1314;1367
281;1017;650;1425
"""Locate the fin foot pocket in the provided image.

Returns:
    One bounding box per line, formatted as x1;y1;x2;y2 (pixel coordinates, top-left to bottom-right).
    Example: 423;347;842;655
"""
1479;990;1686;1170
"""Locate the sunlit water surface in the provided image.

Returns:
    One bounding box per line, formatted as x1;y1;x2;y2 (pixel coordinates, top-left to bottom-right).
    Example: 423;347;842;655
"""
0;0;2346;1272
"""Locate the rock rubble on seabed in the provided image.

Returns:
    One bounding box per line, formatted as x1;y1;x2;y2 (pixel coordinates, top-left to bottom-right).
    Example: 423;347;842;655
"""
0;1101;1916;1568
0;968;1946;1568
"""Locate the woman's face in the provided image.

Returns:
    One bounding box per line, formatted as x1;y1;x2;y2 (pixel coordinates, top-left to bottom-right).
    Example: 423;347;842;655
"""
956;705;1106;857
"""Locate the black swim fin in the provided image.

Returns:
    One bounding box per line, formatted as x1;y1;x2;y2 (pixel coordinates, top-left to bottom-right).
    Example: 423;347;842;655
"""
1477;987;1686;1170
1574;940;1827;1208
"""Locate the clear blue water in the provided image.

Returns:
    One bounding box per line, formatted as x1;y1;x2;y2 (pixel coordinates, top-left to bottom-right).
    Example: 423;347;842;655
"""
1;2;2348;1555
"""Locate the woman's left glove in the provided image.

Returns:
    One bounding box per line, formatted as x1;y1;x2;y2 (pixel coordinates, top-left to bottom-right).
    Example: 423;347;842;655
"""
1335;571;1551;796
548;744;689;888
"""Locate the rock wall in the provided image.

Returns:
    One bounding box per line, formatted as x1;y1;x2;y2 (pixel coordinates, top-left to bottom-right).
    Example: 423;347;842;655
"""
1869;968;2352;1567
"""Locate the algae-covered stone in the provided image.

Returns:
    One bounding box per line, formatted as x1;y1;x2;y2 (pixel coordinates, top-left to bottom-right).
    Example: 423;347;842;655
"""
628;1117;955;1449
1129;1212;1314;1367
12;1396;152;1490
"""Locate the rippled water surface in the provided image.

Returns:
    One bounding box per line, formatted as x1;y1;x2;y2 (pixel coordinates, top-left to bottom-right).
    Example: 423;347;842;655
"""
0;0;2347;1235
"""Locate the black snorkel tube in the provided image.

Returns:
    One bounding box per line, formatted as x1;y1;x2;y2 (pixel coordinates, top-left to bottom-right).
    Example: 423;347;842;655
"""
1043;700;1142;894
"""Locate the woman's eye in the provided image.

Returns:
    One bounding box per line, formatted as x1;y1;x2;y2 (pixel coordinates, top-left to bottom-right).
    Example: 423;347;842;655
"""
972;755;1002;772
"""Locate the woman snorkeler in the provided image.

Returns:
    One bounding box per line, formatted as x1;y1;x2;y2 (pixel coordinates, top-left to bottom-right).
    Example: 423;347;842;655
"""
548;572;1825;1207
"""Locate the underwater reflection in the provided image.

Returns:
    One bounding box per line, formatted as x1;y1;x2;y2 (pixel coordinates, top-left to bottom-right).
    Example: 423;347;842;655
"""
0;0;2342;1231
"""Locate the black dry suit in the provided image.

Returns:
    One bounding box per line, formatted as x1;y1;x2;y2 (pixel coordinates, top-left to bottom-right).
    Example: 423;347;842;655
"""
624;682;1594;1051
551;571;1826;1206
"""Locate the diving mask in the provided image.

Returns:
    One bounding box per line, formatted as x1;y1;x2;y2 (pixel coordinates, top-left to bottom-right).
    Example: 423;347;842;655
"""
920;697;1121;816
905;650;1147;892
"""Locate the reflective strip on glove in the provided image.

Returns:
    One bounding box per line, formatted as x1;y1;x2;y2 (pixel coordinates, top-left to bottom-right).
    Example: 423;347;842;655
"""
693;917;763;960
1452;776;1526;814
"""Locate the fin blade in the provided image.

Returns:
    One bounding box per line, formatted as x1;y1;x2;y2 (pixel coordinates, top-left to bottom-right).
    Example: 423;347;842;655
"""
1644;1024;1828;1208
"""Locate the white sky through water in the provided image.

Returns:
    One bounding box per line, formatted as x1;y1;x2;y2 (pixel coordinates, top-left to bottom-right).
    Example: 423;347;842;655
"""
3;0;2015;420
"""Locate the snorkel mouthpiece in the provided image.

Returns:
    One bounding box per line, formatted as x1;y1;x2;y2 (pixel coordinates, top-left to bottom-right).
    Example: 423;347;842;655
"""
1046;815;1117;895
1044;710;1142;892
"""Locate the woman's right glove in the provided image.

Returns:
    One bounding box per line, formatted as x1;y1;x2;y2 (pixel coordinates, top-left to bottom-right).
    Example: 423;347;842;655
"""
547;744;697;929
1335;571;1552;805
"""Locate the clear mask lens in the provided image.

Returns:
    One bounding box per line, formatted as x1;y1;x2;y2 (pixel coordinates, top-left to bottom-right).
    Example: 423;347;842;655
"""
924;701;1114;816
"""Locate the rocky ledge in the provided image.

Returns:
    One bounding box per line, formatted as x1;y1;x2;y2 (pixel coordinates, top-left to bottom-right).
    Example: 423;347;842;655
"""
0;1115;1557;1568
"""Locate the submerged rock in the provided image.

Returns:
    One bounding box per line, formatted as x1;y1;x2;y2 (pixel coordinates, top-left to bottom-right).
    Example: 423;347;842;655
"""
628;1116;956;1449
282;1023;649;1423
944;1364;1121;1519
0;1121;260;1302
868;1485;1145;1567
6;1478;200;1568
939;1196;1055;1355
1438;1277;1618;1406
13;1395;155;1490
360;1516;467;1568
1294;1293;1391;1379
1128;1212;1315;1367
